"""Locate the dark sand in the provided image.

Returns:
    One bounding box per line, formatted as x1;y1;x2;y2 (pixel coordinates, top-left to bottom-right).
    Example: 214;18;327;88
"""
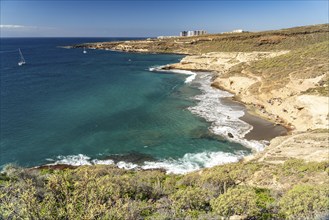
220;98;288;141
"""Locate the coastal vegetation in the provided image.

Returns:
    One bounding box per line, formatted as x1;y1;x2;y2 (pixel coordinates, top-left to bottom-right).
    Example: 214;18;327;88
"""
1;159;328;219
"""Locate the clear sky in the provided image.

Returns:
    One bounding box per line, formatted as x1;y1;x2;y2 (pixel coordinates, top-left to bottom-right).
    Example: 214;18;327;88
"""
0;0;328;37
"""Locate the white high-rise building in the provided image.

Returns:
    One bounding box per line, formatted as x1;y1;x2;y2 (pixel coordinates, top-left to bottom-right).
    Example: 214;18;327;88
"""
187;31;194;36
180;31;188;37
182;30;207;37
232;29;243;33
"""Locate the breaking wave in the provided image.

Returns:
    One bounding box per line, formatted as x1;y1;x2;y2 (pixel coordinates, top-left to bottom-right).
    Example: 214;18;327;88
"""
149;65;197;83
141;151;244;174
188;73;264;151
45;151;244;174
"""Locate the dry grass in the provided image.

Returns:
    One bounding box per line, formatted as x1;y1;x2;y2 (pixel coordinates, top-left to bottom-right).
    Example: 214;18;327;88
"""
241;41;329;93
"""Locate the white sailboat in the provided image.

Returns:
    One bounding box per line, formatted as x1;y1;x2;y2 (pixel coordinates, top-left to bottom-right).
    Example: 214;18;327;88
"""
83;47;87;54
18;48;26;66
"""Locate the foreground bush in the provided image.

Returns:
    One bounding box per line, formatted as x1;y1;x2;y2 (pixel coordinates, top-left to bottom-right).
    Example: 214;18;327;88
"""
211;186;266;218
279;184;329;219
1;160;328;219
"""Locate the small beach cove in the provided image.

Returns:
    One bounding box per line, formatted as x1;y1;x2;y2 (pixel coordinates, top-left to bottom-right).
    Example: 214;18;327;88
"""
1;38;252;174
150;68;288;148
35;68;288;174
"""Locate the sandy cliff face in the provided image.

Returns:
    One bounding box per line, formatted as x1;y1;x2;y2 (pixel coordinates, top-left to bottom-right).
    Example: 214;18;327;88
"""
165;51;329;163
167;52;328;132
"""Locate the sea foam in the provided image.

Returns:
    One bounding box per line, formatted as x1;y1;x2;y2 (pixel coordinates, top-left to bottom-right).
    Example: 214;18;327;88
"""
149;66;197;83
188;73;264;151
141;151;244;174
46;151;244;174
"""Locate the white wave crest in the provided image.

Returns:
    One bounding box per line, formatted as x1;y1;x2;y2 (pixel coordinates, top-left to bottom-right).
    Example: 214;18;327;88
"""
46;151;243;174
117;161;139;169
142;151;243;174
188;73;265;151
48;154;114;166
53;154;93;166
46;154;138;170
149;65;197;83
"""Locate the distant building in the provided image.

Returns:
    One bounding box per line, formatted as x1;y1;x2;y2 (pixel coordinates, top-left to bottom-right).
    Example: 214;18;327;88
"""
180;31;188;37
187;31;194;36
157;36;178;39
180;30;207;37
195;30;207;35
222;29;247;34
232;29;244;33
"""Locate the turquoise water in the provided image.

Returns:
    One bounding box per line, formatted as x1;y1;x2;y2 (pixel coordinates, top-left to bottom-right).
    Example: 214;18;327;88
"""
0;38;249;172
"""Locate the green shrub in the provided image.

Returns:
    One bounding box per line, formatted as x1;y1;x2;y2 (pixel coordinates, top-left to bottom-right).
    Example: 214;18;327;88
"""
281;159;329;176
1;163;23;180
196;162;260;196
1;158;328;219
210;186;272;218
131;170;167;201
0;173;10;184
106;198;154;220
170;186;214;213
279;184;329;219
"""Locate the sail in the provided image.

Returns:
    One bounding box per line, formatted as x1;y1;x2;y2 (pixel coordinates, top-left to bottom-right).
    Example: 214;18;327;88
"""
18;48;26;66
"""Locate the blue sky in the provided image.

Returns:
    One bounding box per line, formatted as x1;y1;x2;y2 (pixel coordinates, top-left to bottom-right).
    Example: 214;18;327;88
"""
0;0;328;37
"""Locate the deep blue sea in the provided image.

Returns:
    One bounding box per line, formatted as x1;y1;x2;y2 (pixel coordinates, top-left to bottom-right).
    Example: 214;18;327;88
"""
0;38;250;173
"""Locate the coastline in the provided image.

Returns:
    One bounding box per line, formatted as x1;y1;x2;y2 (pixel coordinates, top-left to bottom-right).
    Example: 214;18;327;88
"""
220;97;288;141
35;52;315;173
37;32;329;172
37;65;283;174
159;51;328;163
31;48;328;173
153;68;288;150
36;66;291;174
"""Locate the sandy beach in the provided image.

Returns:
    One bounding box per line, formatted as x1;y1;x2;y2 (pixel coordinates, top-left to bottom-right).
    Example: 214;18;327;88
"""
220;97;288;141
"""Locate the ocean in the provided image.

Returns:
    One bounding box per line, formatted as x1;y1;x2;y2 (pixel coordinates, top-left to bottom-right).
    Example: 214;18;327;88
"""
0;38;251;173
